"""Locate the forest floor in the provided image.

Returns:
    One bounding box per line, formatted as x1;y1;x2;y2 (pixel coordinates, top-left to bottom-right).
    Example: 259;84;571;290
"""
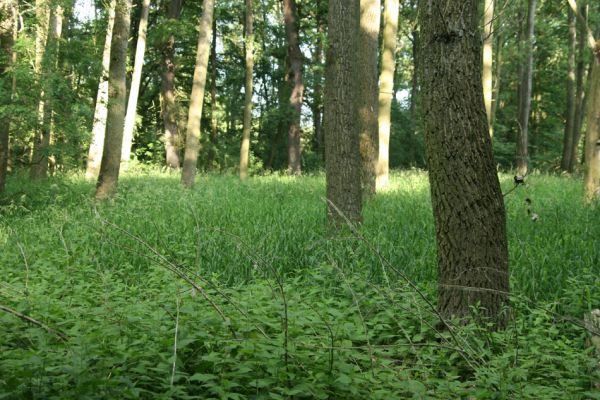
0;169;599;399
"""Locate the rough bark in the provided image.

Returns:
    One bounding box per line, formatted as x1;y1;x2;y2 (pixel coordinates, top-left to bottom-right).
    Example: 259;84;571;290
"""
239;0;254;180
418;0;509;327
324;0;362;226
86;0;116;179
357;0;380;196
181;0;215;188
206;17;218;169
95;0;131;199
121;0;151;166
376;0;399;190
515;0;537;176
30;4;63;180
0;0;16;192
482;0;494;138
561;7;577;171
283;0;304;175
584;45;600;201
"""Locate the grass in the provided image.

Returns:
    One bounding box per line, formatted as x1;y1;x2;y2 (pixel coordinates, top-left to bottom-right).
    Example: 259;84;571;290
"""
0;169;599;398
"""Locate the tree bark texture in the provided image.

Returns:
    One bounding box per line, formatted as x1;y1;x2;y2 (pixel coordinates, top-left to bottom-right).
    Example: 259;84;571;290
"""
376;0;399;190
561;7;577;171
160;0;183;170
418;0;509;326
482;0;494;138
0;0;16;192
357;0;380;196
283;0;304;175
95;0;131;199
181;0;215;188
121;0;151;166
240;0;254;180
516;0;537;175
324;0;362;226
30;4;63;180
584;43;600;201
87;0;116;179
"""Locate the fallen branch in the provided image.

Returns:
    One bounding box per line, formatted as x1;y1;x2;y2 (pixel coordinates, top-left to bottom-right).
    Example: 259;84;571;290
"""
0;304;68;341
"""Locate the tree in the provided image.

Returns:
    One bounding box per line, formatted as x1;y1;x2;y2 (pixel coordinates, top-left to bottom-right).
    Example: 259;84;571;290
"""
561;7;577;171
515;0;537;176
121;0;151;167
483;0;494;138
240;0;254;180
181;0;215;188
357;0;380;195
95;0;131;199
86;0;116;179
0;0;16;193
418;0;509;326
325;0;362;226
376;0;399;190
30;2;63;180
283;0;304;175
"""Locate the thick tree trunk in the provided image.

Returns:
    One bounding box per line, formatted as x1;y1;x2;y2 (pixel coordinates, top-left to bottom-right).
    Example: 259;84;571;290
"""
418;0;509;327
283;0;304;175
0;0;16;193
30;4;63;180
181;0;215;188
584;45;600;201
376;0;399;190
515;0;537;175
561;7;577;171
357;0;380;196
95;0;131;199
324;0;362;226
482;0;494;138
86;0;116;179
121;0;150;167
160;0;183;170
239;0;254;180
206;17;218;170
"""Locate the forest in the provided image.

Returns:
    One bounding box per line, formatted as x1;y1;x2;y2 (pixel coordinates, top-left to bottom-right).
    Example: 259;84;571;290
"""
0;0;600;398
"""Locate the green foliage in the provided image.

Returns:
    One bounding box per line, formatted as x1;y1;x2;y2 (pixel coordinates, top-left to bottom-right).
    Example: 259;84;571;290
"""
1;171;598;398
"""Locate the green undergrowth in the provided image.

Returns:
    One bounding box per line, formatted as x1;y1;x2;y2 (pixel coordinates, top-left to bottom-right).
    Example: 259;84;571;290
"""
0;169;599;398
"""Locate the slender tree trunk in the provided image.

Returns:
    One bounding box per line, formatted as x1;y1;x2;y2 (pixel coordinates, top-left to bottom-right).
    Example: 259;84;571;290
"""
311;4;324;159
283;0;304;175
515;0;537;176
121;0;150;167
376;0;399;190
491;30;503;128
409;28;419;134
181;0;215;188
239;0;254;180
482;0;494;138
160;0;183;170
569;4;588;172
325;0;362;226
30;4;63;180
87;0;116;179
206;17;218;169
419;0;509;327
357;0;380;196
584;46;600;201
0;0;16;193
561;7;577;171
95;0;131;199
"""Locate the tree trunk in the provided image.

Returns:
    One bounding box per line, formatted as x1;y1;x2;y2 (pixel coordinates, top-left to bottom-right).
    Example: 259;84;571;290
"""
181;0;215;188
239;0;254;180
30;4;63;180
515;0;537;176
86;0;116;179
206;17;218;170
482;0;494;138
569;4;588;172
357;0;380;196
491;30;503;129
584;45;600;201
324;0;362;226
0;0;16;193
311;3;324;159
418;0;509;327
95;0;131;199
376;0;399;190
121;0;151;167
561;7;577;171
283;0;304;175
